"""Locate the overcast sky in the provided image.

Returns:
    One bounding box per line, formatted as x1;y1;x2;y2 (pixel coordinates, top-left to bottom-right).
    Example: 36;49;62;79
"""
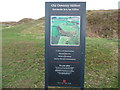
0;0;119;22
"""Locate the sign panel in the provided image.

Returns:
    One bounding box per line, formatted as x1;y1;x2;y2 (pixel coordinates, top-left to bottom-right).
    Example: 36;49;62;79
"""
45;2;86;88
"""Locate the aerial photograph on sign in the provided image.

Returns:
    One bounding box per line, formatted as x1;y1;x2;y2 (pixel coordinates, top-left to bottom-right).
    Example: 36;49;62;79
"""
50;16;80;46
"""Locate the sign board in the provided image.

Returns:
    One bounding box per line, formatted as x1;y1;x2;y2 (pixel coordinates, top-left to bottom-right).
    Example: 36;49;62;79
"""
45;2;86;88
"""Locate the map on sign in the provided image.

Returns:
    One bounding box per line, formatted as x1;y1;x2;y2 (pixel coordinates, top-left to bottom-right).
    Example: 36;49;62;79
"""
50;16;80;46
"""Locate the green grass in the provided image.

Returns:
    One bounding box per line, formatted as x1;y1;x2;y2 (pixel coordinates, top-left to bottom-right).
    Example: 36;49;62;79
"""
51;27;60;36
2;19;118;88
0;25;2;89
85;37;118;88
2;20;45;88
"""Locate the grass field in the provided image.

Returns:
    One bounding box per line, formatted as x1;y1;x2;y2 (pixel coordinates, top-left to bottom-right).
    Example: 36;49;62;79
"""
2;19;118;88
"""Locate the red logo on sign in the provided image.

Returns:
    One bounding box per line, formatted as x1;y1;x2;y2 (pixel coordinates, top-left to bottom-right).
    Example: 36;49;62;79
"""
63;80;66;83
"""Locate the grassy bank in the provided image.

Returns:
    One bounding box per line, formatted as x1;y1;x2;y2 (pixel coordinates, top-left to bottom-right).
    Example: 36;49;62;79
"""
2;19;118;88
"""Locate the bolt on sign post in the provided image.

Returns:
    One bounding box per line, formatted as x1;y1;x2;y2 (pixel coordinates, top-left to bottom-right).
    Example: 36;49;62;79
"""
45;2;86;89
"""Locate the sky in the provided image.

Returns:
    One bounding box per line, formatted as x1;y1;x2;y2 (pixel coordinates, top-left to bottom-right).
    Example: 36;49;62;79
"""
0;0;119;22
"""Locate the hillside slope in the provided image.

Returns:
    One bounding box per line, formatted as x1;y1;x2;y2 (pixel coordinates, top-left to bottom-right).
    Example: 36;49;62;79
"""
2;10;118;88
86;10;118;39
2;10;118;39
